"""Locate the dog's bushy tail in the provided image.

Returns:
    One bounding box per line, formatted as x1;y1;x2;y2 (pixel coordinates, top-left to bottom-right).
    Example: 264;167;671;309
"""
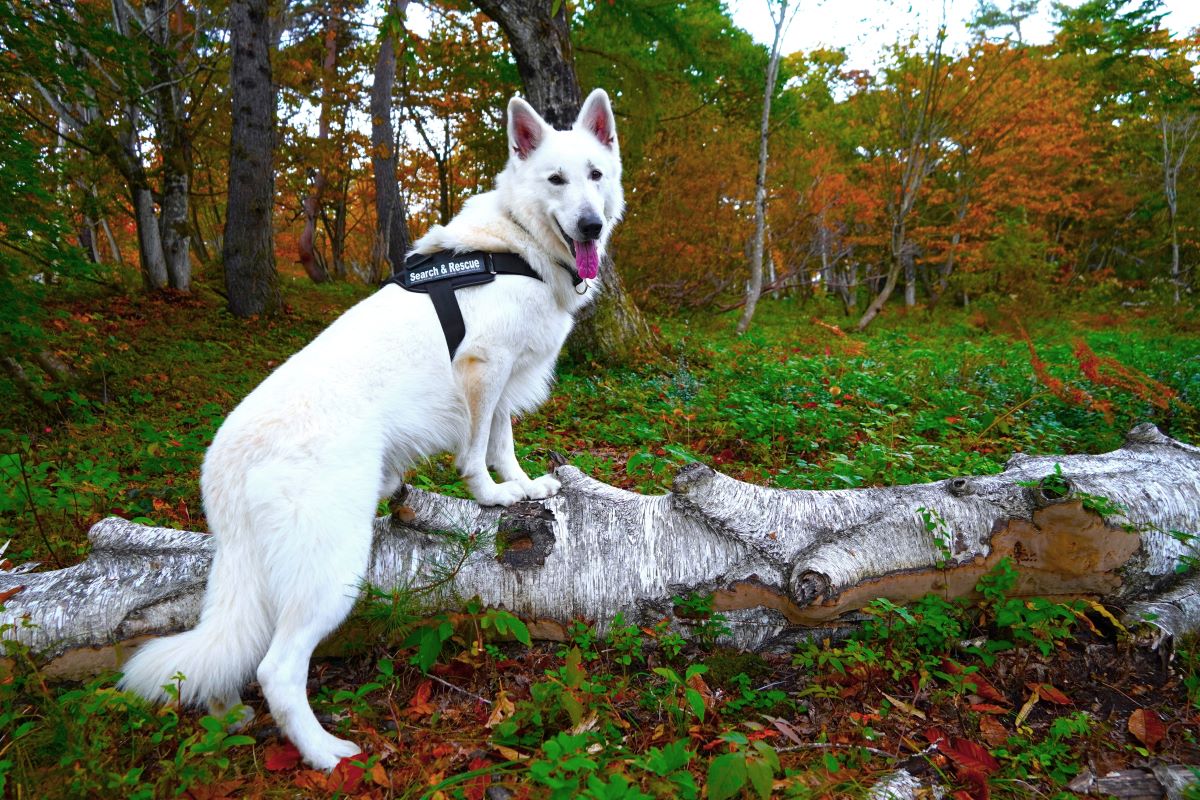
118;547;271;708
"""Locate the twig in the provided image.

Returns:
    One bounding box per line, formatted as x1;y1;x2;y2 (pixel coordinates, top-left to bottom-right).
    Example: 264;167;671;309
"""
12;452;63;568
774;742;896;759
425;672;490;705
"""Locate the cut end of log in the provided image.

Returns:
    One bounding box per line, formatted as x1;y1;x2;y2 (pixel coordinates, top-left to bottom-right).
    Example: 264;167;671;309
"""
780;502;1140;624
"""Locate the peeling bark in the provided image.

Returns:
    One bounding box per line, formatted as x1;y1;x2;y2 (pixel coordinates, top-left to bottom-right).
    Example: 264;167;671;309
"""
2;425;1198;677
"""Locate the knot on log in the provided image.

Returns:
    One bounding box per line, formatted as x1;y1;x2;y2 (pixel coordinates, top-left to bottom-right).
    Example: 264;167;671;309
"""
946;477;975;497
496;501;556;568
1032;472;1074;508
789;567;832;606
671;461;716;494
1125;422;1168;447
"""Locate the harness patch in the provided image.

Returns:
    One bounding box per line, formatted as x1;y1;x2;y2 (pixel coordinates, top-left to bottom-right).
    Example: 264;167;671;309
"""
382;250;545;360
405;255;489;288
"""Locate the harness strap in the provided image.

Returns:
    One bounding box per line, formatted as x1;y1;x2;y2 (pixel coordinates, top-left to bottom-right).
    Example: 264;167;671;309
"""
381;250;546;359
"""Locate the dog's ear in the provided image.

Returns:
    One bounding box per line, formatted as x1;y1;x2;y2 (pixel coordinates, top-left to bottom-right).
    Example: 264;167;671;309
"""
507;96;548;161
576;89;617;151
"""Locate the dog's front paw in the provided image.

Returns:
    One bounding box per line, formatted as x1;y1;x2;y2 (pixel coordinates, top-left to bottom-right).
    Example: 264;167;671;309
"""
473;480;528;507
522;474;561;500
303;735;362;771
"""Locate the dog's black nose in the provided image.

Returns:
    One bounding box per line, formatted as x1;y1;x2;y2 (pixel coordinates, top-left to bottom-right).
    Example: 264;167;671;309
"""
578;216;603;241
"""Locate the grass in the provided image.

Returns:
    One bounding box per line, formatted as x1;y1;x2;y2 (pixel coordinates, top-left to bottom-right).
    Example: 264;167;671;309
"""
2;279;1199;797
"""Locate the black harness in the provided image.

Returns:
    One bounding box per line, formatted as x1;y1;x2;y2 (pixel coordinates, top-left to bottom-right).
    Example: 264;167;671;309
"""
382;250;583;359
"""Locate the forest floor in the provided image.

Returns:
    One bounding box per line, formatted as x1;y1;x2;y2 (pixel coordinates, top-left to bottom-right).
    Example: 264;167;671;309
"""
2;277;1200;798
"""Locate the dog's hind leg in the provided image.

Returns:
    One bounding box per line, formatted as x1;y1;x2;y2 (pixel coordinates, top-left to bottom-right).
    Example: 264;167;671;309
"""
255;511;373;770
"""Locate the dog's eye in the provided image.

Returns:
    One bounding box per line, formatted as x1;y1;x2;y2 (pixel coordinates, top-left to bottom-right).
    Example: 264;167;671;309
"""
548;174;566;185
589;169;603;181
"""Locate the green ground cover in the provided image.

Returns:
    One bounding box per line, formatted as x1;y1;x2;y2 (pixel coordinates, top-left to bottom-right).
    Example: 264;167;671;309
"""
2;282;1199;798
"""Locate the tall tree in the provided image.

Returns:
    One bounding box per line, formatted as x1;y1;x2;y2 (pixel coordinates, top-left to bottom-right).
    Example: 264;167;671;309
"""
223;0;280;317
371;0;411;280
473;0;658;363
736;0;799;334
4;0;208;291
296;3;339;284
1056;0;1200;299
856;32;951;330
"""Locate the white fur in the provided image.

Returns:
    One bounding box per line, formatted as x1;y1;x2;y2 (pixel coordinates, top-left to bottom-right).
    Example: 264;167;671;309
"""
118;90;624;770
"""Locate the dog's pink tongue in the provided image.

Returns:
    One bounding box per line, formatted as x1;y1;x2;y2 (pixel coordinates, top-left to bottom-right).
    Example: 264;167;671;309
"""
575;240;600;280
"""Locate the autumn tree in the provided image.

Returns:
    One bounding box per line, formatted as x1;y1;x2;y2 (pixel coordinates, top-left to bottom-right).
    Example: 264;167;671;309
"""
737;0;800;334
2;0;217;292
854;32;953;329
1056;0;1200;298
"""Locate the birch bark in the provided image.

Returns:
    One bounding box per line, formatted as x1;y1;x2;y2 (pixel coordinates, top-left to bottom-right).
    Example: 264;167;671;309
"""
3;425;1198;678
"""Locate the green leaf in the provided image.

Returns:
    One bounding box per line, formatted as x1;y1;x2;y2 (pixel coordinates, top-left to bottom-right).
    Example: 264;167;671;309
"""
506;614;531;646
746;757;774;799
564;646;585;688
706;752;747;800
685;687;706;722
752;740;781;773
652;666;681;685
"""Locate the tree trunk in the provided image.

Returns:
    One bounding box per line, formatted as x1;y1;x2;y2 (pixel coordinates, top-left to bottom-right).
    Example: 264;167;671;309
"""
4;424;1199;678
297;6;337;284
473;0;659;364
223;0;280;318
856;36;948;331
371;0;411;280
737;0;790;334
132;185;170;290
146;0;192;292
1160;113;1198;305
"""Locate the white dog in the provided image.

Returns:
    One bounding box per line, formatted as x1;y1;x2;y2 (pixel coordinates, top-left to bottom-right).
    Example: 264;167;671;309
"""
119;89;623;770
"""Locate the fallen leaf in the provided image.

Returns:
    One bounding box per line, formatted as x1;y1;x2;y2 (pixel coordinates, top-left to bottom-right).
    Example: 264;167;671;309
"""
493;744;527;762
883;692;926;720
292;770;331;791
1026;682;1071;705
263;742;302;771
941;739;1000;776
1014;690;1039;728
406;679;436;719
485;689;515;729
978;716;1008;748
0;585;25;604
329;754;367;793
968;703;1008;714
768;716;804;746
1128;708;1165;750
969;675;1008;705
369;760;391;788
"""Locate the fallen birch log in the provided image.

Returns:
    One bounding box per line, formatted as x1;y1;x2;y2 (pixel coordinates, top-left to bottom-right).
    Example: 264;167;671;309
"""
2;423;1198;678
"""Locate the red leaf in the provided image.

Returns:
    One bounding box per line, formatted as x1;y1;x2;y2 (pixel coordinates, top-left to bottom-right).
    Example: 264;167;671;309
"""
264;742;302;771
970;675;1008;705
406;678;436;719
924;727;949;745
941;738;1000;776
1128;708;1166;750
1026;682;1071;705
968;704;1009;714
957;766;991;800
329;754;368;793
978;716;1008;748
292;770;331;791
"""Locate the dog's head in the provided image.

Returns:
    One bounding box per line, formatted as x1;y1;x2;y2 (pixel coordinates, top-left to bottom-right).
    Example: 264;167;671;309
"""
502;89;624;280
